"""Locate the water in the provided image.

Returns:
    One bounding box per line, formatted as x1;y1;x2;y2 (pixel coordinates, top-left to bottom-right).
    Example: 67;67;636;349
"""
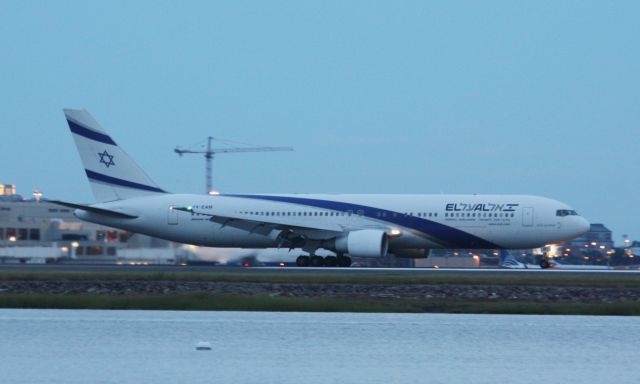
0;309;638;384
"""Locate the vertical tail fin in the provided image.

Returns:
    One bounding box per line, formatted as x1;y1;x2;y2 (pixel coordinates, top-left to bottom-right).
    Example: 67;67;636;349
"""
64;109;167;202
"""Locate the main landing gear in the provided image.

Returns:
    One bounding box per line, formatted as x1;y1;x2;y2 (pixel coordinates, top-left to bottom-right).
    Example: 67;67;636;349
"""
296;255;352;267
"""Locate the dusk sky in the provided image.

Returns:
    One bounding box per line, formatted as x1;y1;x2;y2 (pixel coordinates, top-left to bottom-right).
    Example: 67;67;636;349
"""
1;1;638;243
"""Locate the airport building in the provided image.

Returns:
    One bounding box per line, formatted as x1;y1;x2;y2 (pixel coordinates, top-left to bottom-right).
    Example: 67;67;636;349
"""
551;224;615;265
0;183;175;263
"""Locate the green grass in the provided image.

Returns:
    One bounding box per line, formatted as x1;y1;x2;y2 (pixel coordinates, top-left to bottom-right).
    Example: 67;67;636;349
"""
0;293;410;312
0;293;639;315
2;270;639;315
1;270;639;288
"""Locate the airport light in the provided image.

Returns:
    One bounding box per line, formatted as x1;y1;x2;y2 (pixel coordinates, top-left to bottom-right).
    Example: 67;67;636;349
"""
33;189;42;202
591;242;597;246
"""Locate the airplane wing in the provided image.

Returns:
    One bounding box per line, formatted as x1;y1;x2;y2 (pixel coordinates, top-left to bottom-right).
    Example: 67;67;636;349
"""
172;206;344;241
47;200;139;219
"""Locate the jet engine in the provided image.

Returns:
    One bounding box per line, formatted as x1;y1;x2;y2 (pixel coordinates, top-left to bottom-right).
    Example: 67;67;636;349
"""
335;230;389;258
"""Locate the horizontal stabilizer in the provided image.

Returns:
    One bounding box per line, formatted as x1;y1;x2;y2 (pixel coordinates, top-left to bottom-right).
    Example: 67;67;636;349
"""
47;200;138;219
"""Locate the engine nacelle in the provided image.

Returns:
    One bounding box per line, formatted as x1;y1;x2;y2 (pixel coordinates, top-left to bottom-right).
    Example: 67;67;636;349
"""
335;230;389;258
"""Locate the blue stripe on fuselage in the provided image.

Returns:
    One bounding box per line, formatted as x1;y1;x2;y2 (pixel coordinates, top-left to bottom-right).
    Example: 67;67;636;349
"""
67;119;117;146
225;194;501;249
85;170;167;193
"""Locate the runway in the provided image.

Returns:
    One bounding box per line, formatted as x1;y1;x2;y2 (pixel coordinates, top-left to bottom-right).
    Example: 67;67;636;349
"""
0;263;638;275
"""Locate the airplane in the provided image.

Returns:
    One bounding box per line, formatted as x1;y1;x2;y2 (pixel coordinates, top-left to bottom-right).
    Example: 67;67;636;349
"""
546;260;611;270
500;250;610;270
499;250;542;269
51;109;591;268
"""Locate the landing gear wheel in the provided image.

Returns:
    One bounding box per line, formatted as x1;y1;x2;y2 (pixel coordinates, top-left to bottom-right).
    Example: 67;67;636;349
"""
324;256;338;267
337;256;352;267
296;256;310;267
540;259;551;269
310;256;325;267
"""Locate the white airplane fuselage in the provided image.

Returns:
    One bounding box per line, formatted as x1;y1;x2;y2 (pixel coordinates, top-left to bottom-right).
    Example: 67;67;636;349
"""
76;193;590;251
59;109;591;263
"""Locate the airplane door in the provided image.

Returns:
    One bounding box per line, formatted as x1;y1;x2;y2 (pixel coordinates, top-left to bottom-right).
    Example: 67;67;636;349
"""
522;207;533;227
168;206;178;225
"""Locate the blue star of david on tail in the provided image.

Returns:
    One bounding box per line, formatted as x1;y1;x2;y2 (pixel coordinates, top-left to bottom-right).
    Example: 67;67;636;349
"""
98;150;115;168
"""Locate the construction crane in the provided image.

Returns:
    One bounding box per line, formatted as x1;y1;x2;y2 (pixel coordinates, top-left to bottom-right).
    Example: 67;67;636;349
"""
174;136;293;194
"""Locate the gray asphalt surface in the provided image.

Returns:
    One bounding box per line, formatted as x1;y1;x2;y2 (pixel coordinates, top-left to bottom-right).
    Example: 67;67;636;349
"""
0;263;638;275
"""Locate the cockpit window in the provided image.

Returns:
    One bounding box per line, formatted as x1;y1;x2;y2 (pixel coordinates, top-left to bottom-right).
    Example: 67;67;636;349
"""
556;209;578;217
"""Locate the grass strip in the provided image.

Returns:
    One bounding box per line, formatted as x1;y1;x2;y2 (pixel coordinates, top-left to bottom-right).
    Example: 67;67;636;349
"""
1;270;640;288
1;293;639;315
